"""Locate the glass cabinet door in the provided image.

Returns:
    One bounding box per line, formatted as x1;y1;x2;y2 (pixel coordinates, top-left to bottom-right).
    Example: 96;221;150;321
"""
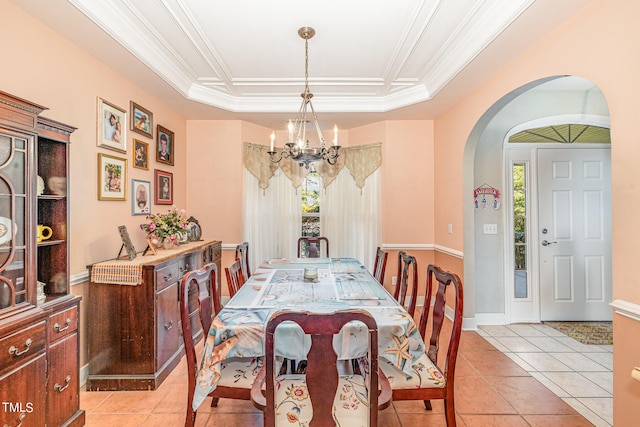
0;130;31;312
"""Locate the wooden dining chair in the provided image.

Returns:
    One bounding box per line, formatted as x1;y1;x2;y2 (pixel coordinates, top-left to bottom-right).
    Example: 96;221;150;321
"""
251;310;391;427
179;263;262;427
297;236;329;258
379;264;464;427
235;241;251;279
394;252;419;318
225;258;246;298
372;246;388;284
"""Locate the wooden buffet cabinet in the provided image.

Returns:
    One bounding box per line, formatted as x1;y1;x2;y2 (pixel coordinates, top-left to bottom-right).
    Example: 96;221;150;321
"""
0;91;84;426
86;240;221;391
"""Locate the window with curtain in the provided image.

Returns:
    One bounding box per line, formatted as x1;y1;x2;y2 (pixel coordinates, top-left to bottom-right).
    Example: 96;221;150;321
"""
242;142;382;270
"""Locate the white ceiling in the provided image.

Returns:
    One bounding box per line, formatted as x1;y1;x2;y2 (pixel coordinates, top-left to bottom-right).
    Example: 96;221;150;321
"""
9;0;593;130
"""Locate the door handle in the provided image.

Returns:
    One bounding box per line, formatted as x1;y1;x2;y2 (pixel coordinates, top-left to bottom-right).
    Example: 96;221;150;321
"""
541;240;557;246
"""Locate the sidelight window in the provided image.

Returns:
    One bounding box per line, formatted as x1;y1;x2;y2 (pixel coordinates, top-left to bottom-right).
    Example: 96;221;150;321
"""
513;163;528;298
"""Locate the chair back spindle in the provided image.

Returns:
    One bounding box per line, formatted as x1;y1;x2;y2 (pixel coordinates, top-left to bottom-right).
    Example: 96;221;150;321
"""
225;258;246;298
372;246;388;284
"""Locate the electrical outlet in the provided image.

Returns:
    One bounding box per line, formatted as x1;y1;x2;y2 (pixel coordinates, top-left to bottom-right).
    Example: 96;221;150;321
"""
483;224;498;234
391;276;397;286
447;224;453;234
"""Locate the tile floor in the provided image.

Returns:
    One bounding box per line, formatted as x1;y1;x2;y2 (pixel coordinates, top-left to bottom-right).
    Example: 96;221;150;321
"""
79;323;610;426
477;324;613;427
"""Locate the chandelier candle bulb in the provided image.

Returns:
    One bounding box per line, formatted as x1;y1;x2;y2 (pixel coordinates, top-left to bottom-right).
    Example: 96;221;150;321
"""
334;125;338;146
288;120;293;142
270;131;275;151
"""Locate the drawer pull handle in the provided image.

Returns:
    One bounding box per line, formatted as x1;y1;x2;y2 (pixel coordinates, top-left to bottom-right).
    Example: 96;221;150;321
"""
54;318;72;332
9;338;32;356
163;273;173;281
54;375;72;392
3;411;26;427
165;320;173;330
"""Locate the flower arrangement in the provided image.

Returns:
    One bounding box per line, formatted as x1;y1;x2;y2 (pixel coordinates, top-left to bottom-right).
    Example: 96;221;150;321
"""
140;207;189;245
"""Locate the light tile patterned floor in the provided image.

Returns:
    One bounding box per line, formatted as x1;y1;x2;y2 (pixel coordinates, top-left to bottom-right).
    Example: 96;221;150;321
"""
80;324;603;426
477;324;613;427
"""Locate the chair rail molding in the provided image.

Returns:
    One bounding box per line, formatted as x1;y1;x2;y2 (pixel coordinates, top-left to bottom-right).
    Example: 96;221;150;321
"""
381;243;464;259
610;299;640;322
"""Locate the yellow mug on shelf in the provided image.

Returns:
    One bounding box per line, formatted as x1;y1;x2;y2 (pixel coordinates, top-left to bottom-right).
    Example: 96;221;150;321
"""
37;225;53;243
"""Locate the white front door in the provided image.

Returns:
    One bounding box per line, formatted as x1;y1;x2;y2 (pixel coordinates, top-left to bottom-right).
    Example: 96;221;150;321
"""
538;147;612;321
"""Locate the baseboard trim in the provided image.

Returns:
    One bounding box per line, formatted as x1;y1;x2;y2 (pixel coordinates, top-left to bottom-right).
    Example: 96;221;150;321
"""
80;363;88;387
475;312;508;326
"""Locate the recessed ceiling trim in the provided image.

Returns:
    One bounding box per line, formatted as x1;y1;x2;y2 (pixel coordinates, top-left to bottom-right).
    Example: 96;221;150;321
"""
69;0;540;115
421;0;535;98
378;0;443;96
188;83;431;113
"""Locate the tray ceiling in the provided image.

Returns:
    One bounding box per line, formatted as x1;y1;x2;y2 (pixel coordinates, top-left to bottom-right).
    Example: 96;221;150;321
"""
9;0;594;128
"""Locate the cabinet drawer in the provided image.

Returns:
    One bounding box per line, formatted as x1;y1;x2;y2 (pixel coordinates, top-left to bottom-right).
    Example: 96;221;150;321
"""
0;321;47;377
48;305;79;342
157;283;180;368
156;262;179;291
179;252;199;277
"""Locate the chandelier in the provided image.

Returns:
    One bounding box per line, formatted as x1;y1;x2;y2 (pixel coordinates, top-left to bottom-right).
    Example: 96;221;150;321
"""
268;27;341;169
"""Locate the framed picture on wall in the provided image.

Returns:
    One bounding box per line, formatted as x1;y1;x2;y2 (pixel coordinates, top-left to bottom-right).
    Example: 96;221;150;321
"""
132;179;151;215
130;101;153;139
97;97;127;153
156;125;174;166
98;153;127;200
132;139;149;170
154;169;173;205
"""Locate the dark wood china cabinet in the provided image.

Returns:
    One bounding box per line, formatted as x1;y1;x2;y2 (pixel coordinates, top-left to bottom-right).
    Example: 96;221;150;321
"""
0;90;84;426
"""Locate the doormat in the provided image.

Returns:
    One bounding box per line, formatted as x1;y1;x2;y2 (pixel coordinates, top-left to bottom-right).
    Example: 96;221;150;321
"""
543;321;612;345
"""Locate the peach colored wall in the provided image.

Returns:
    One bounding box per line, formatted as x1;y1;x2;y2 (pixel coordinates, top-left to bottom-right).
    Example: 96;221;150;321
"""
433;0;640;423
349;121;435;245
185;120;242;245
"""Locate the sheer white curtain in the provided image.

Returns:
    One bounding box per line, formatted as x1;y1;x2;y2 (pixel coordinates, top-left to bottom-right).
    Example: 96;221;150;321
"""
322;168;382;270
243;168;301;271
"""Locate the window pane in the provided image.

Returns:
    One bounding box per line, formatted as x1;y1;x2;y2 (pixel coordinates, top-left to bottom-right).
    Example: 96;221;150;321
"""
515;271;528;298
515;245;526;269
302;216;320;237
514;217;526;243
513;163;528;300
302;172;320;213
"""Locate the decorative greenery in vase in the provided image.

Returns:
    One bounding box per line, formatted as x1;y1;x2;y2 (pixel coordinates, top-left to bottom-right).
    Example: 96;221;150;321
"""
140;207;190;248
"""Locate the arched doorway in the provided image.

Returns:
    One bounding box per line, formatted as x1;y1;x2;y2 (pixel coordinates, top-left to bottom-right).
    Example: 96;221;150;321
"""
463;76;611;327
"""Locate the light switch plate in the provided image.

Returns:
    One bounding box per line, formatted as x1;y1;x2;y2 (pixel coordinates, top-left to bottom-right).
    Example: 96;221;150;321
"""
483;224;498;234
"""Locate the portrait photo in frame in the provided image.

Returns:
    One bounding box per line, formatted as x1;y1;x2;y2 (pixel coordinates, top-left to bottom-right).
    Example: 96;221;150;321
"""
156;125;174;166
154;169;173;205
98;153;127;201
132;178;151;215
97;97;127;153
132;139;149;170
130;101;153;139
117;225;137;261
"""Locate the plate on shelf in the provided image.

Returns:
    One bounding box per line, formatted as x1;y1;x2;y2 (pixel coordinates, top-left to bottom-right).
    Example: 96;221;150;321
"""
0;216;16;245
37;175;45;195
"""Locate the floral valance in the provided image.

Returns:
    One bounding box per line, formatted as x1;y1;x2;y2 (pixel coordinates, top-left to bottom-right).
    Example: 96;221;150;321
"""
243;142;381;190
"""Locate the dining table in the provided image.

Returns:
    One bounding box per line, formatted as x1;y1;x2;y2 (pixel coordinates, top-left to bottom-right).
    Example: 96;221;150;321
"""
191;257;426;410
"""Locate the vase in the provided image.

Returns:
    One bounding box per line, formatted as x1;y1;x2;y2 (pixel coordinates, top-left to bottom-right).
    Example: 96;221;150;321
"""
162;240;177;250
